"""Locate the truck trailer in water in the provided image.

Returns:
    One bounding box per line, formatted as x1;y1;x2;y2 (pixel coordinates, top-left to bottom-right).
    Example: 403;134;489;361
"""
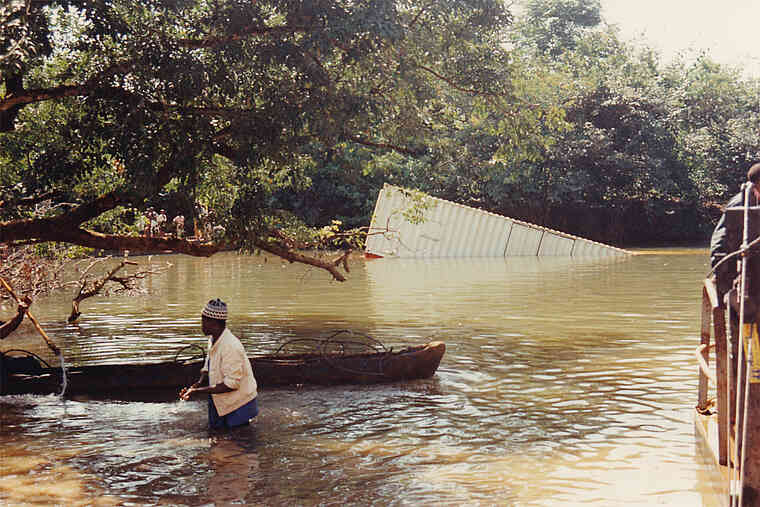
365;184;631;258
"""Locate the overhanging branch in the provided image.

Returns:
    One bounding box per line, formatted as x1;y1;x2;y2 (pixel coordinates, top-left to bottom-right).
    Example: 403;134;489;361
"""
416;64;504;97
59;229;224;256
0;63;134;114
0;190;220;257
178;24;308;49
351;135;424;157
253;239;348;282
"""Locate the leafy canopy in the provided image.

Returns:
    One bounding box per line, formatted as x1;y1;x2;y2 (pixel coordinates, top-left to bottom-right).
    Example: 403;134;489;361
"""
0;0;518;279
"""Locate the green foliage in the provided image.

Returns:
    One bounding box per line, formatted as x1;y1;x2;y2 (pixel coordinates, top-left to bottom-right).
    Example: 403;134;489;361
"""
0;0;50;75
442;0;760;244
33;242;94;260
4;0;759;252
284;1;760;245
515;0;602;57
85;206;140;235
391;187;436;225
1;0;520;252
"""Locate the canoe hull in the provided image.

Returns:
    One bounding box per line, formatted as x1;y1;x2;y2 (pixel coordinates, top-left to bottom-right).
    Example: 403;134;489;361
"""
2;341;445;396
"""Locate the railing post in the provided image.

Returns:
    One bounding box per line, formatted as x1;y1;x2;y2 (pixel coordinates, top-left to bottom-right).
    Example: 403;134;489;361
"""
713;297;729;467
703;278;729;466
700;285;712;410
739;322;760;504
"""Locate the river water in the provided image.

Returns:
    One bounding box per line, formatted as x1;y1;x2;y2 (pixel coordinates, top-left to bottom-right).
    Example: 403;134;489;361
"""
0;249;723;506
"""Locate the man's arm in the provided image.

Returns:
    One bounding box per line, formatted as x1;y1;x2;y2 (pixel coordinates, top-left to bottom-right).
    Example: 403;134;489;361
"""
0;297;31;339
179;373;234;400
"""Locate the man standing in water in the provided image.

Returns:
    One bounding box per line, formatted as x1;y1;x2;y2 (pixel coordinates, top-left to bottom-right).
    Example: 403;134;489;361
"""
180;299;259;428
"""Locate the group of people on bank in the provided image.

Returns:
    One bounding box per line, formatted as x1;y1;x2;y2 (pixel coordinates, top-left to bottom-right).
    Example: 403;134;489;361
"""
135;205;224;243
138;208;185;238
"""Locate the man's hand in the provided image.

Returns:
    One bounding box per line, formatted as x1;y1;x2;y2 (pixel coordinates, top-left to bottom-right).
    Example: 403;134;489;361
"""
179;382;202;401
179;386;194;400
18;295;32;314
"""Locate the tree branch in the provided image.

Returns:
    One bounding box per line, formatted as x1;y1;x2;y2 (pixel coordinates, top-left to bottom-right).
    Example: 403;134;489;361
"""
177;24;308;49
406;1;437;30
65;191;124;226
68;258;169;322
0;83;83;112
1;185;225;261
253;239;348;282
0;63;135;131
61;229;223;256
416;64;502;97
350;135;424;157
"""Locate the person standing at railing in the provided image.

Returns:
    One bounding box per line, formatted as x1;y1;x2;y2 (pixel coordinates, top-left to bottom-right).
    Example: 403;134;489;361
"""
710;162;760;309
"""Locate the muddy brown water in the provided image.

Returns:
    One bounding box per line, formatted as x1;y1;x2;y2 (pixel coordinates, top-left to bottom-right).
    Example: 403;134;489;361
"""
0;249;724;505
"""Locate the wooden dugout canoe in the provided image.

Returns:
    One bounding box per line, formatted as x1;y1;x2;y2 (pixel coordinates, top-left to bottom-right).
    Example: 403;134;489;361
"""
0;341;446;397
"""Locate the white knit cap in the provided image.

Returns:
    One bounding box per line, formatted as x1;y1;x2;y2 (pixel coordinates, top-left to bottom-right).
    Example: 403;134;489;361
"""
202;298;228;320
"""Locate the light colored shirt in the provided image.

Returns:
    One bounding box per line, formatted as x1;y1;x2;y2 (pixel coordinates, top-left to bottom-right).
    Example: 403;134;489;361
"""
201;327;257;416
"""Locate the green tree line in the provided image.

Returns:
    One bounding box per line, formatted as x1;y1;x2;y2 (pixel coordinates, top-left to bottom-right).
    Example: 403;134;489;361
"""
277;0;760;246
1;0;757;281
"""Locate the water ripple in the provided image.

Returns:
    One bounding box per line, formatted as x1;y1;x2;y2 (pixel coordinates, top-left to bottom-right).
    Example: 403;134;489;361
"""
0;251;716;506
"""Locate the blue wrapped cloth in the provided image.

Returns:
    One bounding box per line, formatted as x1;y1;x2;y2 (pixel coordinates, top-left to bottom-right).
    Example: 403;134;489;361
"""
207;396;259;429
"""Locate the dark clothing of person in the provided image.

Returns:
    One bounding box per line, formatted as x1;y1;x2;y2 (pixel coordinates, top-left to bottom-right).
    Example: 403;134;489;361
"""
710;188;760;307
0;309;25;339
710;191;745;269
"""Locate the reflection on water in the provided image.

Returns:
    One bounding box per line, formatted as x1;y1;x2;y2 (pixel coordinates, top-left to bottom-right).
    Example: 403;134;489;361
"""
0;250;719;505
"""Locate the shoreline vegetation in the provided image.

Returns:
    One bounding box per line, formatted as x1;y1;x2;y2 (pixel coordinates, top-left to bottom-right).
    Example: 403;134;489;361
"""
0;0;747;285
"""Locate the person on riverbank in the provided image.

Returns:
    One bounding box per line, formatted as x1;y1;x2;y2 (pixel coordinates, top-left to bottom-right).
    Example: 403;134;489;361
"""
0;295;31;339
179;299;259;429
156;209;167;236
145;207;156;237
172;214;185;238
710;162;760;308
